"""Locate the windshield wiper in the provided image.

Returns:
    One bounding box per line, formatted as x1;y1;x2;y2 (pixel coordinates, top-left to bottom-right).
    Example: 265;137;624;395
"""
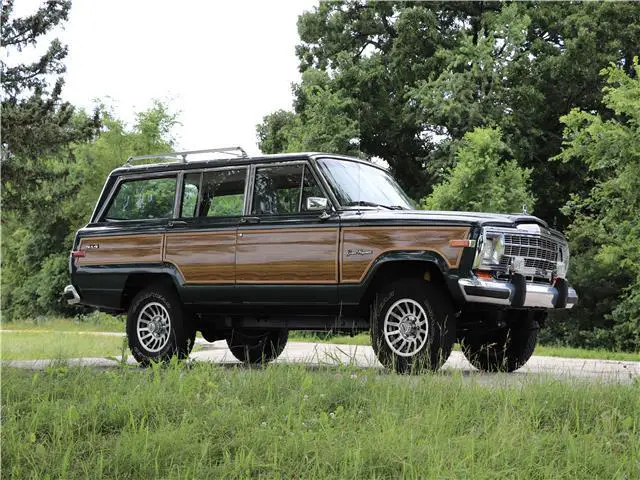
345;201;406;210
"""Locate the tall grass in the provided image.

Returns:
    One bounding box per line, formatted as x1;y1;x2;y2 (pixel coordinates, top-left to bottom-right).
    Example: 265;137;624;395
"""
2;363;638;479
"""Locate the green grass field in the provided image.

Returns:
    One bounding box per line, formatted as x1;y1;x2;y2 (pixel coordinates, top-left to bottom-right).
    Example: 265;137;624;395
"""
2;363;638;479
2;313;124;333
1;331;128;361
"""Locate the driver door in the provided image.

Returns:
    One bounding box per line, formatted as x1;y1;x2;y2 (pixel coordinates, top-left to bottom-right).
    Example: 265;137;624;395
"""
235;161;339;308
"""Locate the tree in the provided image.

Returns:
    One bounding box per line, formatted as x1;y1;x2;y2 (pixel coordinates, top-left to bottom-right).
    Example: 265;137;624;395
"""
259;1;640;224
257;110;300;154
257;69;360;156
543;61;640;352
1;0;100;214
1;103;178;321
422;127;534;214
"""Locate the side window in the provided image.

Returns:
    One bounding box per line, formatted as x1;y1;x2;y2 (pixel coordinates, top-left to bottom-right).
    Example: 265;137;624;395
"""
181;173;200;218
201;168;246;217
252;163;325;215
104;176;176;221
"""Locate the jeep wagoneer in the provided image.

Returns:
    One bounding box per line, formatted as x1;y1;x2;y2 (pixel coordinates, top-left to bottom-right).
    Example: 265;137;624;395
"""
64;147;577;372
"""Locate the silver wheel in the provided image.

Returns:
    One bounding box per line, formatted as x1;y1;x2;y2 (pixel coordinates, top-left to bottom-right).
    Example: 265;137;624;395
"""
383;298;429;357
136;302;171;353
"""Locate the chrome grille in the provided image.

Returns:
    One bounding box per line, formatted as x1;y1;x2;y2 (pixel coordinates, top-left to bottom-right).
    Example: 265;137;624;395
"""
500;232;562;278
503;234;559;262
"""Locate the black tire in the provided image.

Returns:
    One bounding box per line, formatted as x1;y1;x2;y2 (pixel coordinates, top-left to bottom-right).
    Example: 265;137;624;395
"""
460;311;539;373
371;278;456;374
226;329;289;364
126;285;195;366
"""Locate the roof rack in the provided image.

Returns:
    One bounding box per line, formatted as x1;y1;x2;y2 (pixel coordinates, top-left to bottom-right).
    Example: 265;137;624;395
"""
124;146;248;166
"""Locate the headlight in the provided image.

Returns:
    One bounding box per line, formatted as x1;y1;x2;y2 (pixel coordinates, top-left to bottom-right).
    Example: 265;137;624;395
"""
474;232;505;269
556;244;570;278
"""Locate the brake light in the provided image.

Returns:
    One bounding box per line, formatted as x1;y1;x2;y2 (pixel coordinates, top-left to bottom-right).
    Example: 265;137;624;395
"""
71;250;86;258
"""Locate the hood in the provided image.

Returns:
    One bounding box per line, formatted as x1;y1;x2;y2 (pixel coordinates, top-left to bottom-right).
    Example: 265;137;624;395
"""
339;208;556;231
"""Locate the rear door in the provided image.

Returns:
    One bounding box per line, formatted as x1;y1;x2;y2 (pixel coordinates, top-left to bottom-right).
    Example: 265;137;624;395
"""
164;166;248;307
235;161;339;308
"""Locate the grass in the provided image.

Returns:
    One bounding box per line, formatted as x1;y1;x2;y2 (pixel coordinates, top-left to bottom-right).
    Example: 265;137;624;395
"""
289;332;640;362
1;331;128;361
2;363;639;479
1;312;125;333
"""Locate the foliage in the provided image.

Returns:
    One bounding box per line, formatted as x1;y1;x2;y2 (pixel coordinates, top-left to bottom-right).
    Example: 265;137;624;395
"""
1;104;178;321
0;0;100;214
422;127;534;214
257;69;360;156
543;61;640;352
258;1;640;222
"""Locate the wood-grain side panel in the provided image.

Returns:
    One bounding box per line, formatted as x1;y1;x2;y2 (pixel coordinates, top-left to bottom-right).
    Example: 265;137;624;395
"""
236;228;339;283
164;231;236;284
77;234;164;266
340;226;470;283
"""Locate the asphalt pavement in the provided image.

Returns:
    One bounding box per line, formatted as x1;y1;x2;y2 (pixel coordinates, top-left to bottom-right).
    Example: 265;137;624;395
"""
4;339;639;384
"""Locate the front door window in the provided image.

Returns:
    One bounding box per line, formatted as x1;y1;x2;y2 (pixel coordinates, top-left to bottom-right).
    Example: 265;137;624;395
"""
252;164;324;216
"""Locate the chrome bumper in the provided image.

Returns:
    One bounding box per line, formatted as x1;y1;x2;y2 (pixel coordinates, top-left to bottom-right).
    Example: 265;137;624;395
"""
458;277;578;309
63;285;81;305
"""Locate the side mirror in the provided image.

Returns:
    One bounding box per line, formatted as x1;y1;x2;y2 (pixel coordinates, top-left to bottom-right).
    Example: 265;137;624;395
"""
306;197;329;211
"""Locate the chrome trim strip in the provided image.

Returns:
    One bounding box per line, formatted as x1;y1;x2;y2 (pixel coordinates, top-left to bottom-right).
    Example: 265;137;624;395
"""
458;278;513;306
63;285;81;305
523;283;557;309
458;278;578;309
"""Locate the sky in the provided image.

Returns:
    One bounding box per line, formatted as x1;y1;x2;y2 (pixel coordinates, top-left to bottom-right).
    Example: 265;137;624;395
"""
9;0;319;155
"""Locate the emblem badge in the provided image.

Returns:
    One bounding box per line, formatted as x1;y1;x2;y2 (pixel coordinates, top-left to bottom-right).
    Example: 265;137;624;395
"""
346;249;373;257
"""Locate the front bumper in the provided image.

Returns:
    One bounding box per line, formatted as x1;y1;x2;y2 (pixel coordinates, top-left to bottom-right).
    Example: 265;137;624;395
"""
63;285;81;305
458;276;578;309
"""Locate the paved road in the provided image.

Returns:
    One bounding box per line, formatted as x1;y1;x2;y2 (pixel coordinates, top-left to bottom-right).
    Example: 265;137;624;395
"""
4;339;639;384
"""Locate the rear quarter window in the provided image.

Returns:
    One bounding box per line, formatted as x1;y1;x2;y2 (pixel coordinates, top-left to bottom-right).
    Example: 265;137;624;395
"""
104;176;176;221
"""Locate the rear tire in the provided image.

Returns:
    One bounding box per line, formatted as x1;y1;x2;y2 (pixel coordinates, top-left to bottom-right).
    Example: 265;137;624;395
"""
226;329;289;364
460;311;539;373
126;285;195;366
371;278;456;373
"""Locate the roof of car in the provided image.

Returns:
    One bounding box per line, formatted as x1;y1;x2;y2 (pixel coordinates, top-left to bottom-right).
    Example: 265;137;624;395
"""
109;151;381;177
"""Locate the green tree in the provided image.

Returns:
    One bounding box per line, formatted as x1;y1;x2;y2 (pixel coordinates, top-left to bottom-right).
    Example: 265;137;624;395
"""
257;110;300;154
259;1;640;223
1;104;178;320
422;127;534;214
544;61;640;351
257;69;360;156
1;0;100;214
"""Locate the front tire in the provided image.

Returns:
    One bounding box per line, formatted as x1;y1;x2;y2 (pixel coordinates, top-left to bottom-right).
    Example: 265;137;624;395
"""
226;329;289;364
126;285;195;366
460;311;539;372
371;278;456;373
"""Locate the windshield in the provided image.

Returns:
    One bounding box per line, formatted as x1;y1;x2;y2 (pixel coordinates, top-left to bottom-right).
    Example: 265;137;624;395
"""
317;158;414;210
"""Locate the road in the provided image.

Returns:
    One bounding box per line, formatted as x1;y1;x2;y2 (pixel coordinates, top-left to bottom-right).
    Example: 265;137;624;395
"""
4;339;639;384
